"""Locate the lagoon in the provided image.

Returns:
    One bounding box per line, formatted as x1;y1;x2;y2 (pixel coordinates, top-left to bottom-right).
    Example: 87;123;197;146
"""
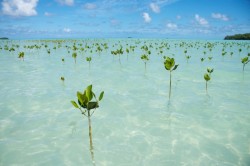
0;39;250;166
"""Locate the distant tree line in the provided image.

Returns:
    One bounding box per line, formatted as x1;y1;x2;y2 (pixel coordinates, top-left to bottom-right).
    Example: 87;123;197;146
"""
0;37;9;40
224;33;250;40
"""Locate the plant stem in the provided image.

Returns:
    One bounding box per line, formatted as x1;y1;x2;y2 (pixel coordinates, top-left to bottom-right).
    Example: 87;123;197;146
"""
206;81;208;94
144;62;146;72
119;55;121;65
88;110;95;165
169;71;172;99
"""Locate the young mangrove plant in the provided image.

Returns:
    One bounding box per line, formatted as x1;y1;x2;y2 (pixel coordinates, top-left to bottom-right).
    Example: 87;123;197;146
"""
86;57;92;69
164;57;178;99
18;52;24;61
208;56;213;61
239;48;242;56
71;85;104;165
241;56;250;71
126;48;129;60
184;50;187;56
204;73;211;94
201;57;205;62
185;55;191;63
72;52;77;64
204;67;214;94
61;76;65;81
141;54;149;72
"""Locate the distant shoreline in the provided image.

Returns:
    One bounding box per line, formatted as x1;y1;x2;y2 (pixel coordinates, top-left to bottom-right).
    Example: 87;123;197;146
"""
224;33;250;40
0;37;9;40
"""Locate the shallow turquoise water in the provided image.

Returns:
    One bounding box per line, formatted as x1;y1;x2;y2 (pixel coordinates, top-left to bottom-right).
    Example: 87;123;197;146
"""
0;39;250;166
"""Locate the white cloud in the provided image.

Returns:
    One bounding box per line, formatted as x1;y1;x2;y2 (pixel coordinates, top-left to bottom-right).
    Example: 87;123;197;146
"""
84;3;97;10
195;14;209;26
150;3;160;13
176;15;181;19
1;0;38;17
56;0;74;6
167;23;178;29
211;13;229;21
44;12;52;16
63;28;71;33
110;19;120;26
142;12;151;23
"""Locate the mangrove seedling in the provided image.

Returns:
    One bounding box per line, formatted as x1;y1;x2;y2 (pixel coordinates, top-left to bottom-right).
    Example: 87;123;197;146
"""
86;57;92;69
241;56;250;71
208;56;213;61
184;50;187;56
239;48;242;56
141;54;149;72
72;52;77;64
18;52;24;61
201;57;205;62
185;55;191;63
62;58;65;62
71;85;104;165
61;76;65;81
126;48;129;60
204;73;211;94
164;57;178;99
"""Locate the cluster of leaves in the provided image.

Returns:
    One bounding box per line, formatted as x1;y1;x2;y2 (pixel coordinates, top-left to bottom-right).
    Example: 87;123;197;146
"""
71;85;104;117
111;47;124;64
86;57;92;62
18;52;24;61
86;57;92;69
164;56;178;71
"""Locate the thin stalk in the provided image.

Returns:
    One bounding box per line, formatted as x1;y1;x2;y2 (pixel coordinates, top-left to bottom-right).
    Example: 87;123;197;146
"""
169;71;172;99
144;62;146;72
206;81;208;94
88;110;95;165
119;55;121;65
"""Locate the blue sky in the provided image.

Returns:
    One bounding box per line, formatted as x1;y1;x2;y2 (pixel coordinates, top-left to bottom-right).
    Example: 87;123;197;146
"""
0;0;249;39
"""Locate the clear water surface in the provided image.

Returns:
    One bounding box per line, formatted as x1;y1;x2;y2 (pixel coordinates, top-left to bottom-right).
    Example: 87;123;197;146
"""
0;39;250;166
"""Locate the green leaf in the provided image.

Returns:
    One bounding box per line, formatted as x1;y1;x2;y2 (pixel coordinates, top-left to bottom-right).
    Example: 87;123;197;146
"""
241;57;249;64
86;85;93;101
207;68;214;74
164;57;175;71
172;64;179;71
77;91;83;105
204;73;211;81
99;91;104;101
71;101;79;108
87;101;99;110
